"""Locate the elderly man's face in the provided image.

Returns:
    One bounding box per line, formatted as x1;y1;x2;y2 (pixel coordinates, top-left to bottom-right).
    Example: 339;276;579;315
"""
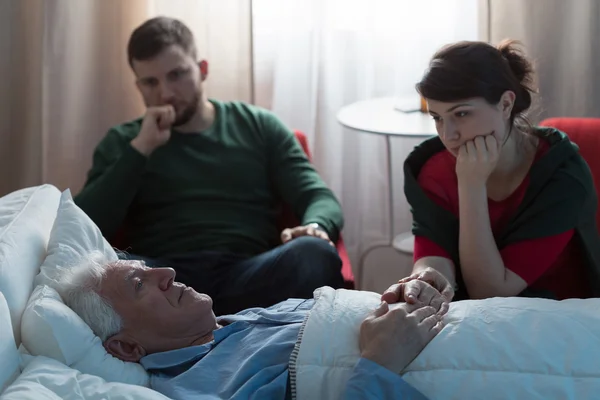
100;261;217;362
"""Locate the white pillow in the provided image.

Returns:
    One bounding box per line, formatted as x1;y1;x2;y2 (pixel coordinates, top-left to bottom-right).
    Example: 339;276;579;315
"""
0;356;170;400
0;292;20;393
0;184;61;345
20;285;149;386
33;189;118;287
20;190;149;386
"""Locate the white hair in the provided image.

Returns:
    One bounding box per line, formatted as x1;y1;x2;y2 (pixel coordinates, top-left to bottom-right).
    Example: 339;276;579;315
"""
53;251;123;341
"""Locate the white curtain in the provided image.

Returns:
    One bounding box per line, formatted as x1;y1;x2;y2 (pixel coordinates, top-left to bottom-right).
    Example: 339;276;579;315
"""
254;0;481;290
0;0;251;197
148;0;252;102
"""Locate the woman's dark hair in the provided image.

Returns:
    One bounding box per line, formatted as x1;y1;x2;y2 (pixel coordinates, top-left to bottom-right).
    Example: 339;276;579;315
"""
416;39;536;131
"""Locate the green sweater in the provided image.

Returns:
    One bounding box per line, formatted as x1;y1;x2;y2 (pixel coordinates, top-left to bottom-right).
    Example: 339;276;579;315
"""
75;100;343;258
404;127;600;300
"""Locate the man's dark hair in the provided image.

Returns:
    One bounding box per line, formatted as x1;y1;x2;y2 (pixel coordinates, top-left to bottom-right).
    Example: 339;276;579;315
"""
127;17;197;68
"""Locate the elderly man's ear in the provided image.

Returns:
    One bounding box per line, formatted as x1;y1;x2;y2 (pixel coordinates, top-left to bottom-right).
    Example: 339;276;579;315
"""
104;333;146;362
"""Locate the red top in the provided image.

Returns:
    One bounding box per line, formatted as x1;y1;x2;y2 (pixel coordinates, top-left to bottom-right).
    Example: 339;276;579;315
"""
414;139;591;300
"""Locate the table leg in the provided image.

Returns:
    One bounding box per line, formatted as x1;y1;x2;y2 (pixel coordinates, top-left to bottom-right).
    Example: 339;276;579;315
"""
386;135;394;242
356;135;395;288
357;242;395;287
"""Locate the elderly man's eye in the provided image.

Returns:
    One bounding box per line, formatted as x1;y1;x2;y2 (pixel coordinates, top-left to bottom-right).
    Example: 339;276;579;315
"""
136;280;143;291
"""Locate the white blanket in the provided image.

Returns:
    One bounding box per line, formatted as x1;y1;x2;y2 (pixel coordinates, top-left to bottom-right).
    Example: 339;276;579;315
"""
290;287;600;400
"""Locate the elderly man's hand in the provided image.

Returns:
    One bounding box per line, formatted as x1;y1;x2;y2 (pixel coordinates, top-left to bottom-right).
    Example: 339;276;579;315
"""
359;301;444;374
381;279;449;316
280;224;334;246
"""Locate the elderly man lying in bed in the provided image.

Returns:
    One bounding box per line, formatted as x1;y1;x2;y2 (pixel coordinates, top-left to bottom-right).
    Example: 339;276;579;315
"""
54;252;448;400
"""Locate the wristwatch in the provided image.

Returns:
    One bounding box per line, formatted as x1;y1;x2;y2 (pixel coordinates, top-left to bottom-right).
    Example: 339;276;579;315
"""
307;222;326;233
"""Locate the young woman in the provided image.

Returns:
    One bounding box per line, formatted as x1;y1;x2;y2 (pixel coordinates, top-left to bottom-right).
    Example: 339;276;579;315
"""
399;40;600;302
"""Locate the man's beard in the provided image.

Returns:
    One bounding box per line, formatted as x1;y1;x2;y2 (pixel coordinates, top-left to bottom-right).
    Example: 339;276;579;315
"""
172;91;200;127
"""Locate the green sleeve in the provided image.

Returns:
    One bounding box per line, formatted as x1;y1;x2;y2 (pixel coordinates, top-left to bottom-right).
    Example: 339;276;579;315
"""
74;129;147;240
262;112;344;242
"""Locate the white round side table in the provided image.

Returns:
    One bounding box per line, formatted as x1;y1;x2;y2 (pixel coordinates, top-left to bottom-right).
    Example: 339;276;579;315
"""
337;97;436;285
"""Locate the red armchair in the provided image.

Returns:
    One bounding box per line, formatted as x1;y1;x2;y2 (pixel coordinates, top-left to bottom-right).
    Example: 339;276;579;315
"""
285;130;355;289
539;118;600;231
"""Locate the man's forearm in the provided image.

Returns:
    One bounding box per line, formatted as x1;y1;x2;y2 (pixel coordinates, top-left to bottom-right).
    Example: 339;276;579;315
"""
301;194;344;243
342;358;429;399
75;144;147;240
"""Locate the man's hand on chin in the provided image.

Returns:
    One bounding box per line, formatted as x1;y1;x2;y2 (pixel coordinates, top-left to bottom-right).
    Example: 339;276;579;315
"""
280;223;334;247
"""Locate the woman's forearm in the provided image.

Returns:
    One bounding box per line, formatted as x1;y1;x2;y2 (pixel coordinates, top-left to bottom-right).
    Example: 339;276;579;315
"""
457;183;511;298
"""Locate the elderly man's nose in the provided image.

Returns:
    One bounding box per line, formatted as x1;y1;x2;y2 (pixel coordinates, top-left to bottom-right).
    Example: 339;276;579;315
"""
152;267;176;290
